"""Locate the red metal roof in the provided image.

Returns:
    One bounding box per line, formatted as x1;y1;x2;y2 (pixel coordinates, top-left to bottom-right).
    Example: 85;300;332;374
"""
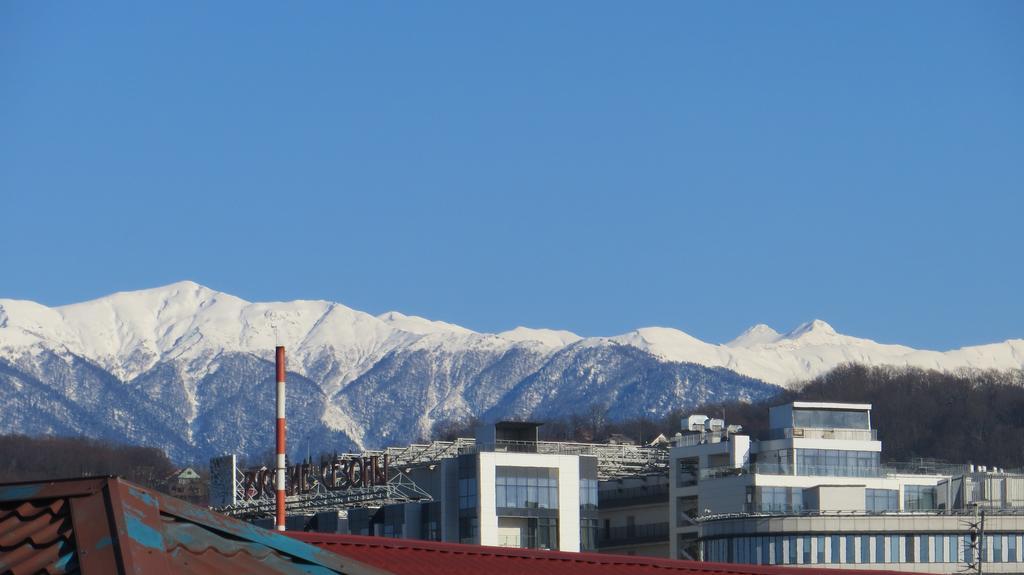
0;477;385;575
289;533;916;575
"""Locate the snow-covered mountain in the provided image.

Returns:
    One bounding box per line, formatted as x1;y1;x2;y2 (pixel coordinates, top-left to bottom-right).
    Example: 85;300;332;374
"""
0;282;1020;462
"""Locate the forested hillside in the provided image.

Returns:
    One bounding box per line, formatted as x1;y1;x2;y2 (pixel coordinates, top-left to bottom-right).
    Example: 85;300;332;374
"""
0;435;177;489
527;365;1024;469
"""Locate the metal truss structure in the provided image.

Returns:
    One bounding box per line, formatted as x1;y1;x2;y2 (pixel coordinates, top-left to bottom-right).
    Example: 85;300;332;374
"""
214;470;433;519
213;438;668;519
382;438;668;479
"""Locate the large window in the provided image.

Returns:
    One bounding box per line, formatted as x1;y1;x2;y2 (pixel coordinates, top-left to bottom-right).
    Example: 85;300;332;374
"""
458;516;478;544
795;449;879;477
459;477;477;510
866;488;899;512
793;408;869;429
579;478;597;512
903;485;937;511
756;486;803;513
495;466;558;509
579;518;598;551
754;449;792;475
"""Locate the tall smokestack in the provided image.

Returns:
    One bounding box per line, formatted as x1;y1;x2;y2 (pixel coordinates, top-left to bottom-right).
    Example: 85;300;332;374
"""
275;346;286;531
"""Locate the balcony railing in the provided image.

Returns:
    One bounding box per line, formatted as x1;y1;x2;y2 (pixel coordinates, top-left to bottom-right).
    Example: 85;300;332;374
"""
675;431;730;447
497;534;556;550
699;463;884;479
763;427;878;441
598;484;669;508
598;522;670;548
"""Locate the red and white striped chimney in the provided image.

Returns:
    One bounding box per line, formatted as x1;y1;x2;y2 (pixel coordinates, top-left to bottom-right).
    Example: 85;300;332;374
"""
275;346;287;531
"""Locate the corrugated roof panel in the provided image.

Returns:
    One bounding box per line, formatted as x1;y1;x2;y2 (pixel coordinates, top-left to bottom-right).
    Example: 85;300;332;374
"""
161;514;344;575
0;497;77;575
290;533;920;575
0;477;387;575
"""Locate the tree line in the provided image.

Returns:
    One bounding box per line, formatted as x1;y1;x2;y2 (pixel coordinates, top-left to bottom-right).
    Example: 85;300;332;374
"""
0;434;178;489
437;364;1024;468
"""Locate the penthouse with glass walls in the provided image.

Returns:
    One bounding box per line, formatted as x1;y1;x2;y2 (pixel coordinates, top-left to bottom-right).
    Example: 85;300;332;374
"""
668;401;1024;572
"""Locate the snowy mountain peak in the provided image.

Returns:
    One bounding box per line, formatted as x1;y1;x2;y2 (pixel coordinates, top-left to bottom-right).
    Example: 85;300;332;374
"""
376;311;473;336
497;327;582;347
784;319;838;340
727;324;782;347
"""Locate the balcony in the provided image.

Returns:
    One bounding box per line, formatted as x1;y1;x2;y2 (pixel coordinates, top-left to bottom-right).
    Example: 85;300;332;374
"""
763;428;878;441
675;431;730;447
598;522;670;548
597;484;669;508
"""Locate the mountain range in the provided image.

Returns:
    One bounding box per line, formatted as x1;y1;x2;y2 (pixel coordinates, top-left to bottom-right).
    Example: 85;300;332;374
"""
1;281;1021;463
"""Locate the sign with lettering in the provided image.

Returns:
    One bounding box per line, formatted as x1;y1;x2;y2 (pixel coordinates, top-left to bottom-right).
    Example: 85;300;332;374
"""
237;455;390;500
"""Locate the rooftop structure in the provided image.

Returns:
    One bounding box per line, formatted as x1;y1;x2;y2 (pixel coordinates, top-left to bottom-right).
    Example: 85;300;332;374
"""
289;532;914;575
212;425;668;520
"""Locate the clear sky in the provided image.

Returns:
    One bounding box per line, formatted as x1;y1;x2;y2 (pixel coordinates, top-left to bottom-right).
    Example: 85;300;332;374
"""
2;1;1021;350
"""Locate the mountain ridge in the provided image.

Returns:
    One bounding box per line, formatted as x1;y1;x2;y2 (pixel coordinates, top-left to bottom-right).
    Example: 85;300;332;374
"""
1;282;1021;461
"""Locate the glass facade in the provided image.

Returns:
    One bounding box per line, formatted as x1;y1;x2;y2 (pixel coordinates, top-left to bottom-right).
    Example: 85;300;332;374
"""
579;478;597;512
795;449;879;477
495;466;558;510
703;533;1024;566
753;449;792;475
579;518;598;551
792;408;870;429
458;477;477;510
903;485;937;510
458;517;477;544
865;488;898;512
755;486;803;512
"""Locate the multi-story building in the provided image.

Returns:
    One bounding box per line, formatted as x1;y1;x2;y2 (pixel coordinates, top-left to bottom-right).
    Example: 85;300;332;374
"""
669;401;1024;572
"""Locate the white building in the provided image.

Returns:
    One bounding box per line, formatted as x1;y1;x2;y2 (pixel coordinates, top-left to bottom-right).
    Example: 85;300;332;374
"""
345;422;600;552
669;401;1024;572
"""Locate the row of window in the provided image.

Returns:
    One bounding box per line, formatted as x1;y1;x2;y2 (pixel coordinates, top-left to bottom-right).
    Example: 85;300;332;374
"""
703;533;1022;565
749;486;933;514
865;488;898;512
791;408;870;430
794;449;879;477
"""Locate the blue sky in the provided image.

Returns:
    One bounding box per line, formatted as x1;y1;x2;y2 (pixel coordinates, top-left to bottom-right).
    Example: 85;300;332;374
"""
2;1;1021;349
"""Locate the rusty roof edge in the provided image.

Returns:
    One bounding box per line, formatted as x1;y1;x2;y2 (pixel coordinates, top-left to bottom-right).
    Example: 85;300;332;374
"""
0;477;111;502
109;477;177;574
114;478;392;575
